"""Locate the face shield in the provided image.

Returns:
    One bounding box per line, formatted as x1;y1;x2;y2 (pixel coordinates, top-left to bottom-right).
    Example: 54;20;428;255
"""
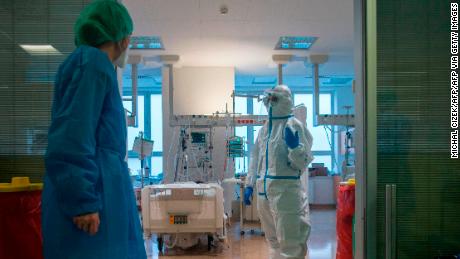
262;85;294;116
262;90;280;107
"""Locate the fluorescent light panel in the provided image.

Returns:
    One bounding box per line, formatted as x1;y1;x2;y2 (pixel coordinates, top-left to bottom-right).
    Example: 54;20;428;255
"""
275;36;318;50
129;36;164;50
20;44;62;55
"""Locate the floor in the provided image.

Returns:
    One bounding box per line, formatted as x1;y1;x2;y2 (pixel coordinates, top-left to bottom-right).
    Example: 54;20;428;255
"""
145;208;337;259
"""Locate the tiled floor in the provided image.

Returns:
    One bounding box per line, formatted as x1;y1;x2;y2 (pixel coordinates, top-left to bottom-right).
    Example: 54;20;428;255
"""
308;208;337;259
146;208;337;259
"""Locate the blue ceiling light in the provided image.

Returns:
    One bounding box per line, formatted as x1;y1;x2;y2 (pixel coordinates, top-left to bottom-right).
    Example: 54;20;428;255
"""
129;36;164;50
275;36;318;50
149;42;162;49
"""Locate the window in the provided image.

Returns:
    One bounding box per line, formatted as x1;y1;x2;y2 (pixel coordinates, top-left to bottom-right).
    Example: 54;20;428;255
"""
234;96;248;140
149;94;163;176
253;100;268;115
127;157;162;177
252;99;266;144
123;91;335;178
123;94;164;177
294;94;332;151
242;92;335;172
150;157;163;176
253;126;263;143
127;158;142;175
0;0;92;183
247;93;335;171
150;95;163;152
311;155;333;171
293;93;334;171
234;97;248;174
123;96;145;152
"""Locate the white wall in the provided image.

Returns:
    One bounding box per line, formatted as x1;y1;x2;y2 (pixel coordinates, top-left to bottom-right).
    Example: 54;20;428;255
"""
172;67;234;115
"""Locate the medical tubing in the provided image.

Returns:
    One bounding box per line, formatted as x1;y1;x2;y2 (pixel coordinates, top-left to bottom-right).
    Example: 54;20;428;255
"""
222;126;230;181
188;150;199;180
168;128;179;182
173;153;179;182
165;234;178;249
222;156;229;182
324;125;339;173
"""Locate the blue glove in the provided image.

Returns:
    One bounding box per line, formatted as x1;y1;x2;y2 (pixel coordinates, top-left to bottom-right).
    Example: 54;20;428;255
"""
244;187;253;206
285;127;300;149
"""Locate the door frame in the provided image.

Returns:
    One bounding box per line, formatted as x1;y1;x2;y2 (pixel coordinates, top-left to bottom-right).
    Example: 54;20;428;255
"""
354;0;377;258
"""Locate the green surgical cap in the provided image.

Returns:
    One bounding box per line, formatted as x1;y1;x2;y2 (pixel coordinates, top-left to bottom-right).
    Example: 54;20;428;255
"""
74;0;133;47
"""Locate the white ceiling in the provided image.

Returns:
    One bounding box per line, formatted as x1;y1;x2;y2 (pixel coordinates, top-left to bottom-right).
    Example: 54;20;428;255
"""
123;0;355;76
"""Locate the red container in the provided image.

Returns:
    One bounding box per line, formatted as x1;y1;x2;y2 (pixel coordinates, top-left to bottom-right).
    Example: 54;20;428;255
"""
336;182;355;259
0;177;43;259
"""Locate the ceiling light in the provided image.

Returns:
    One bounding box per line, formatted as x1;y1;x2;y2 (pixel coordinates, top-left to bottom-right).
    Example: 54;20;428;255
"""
20;45;62;55
129;36;164;50
275;36;318;50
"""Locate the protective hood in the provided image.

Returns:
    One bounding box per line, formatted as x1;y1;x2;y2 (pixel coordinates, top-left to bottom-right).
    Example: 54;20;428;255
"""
263;85;294;117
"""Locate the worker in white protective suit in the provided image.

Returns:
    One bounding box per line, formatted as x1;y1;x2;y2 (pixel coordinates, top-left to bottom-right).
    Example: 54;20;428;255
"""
244;85;314;259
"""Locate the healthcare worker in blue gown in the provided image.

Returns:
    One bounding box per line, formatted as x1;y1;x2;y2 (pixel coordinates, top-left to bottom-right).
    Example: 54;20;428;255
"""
42;1;146;258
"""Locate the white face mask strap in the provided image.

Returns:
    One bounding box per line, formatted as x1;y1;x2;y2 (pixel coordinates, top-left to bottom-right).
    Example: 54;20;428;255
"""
117;42;125;57
114;40;129;68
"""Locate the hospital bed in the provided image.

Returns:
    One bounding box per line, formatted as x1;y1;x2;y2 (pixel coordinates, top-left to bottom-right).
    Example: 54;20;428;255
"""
141;182;226;251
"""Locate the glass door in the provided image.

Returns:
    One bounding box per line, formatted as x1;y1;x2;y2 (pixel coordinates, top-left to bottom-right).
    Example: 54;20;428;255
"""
366;0;460;258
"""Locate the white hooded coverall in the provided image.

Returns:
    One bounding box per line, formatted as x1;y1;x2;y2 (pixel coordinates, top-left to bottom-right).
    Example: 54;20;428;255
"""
246;85;314;259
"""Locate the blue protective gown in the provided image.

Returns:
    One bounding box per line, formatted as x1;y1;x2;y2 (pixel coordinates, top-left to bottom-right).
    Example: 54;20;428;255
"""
42;46;146;259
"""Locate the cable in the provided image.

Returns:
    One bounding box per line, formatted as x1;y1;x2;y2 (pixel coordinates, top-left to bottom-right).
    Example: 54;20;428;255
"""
323;125;339;174
167;127;179;182
165;234;178;249
324;125;347;134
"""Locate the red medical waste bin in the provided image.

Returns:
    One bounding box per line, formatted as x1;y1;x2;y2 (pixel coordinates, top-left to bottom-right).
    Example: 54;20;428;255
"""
0;177;43;259
336;179;355;259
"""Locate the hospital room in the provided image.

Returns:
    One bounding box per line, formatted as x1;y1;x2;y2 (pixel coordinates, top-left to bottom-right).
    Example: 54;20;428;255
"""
123;0;354;258
0;0;459;259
